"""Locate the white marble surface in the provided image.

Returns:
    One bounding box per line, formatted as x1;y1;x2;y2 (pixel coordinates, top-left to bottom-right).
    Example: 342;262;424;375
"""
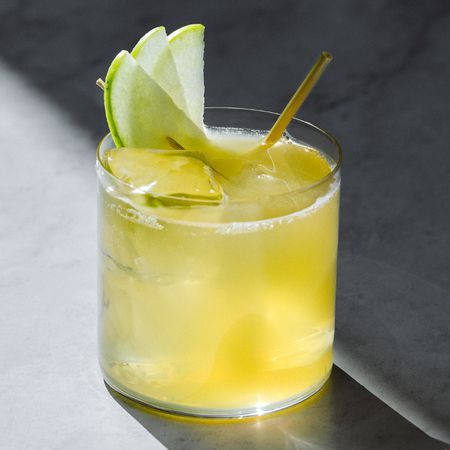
0;62;163;450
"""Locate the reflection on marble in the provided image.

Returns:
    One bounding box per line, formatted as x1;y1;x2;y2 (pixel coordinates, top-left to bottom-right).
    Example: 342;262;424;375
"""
107;367;446;450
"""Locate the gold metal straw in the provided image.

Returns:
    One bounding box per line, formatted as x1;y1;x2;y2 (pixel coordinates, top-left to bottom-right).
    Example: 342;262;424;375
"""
261;51;333;148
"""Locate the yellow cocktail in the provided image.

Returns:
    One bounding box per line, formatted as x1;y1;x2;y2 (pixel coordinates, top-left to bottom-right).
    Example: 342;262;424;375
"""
97;108;341;416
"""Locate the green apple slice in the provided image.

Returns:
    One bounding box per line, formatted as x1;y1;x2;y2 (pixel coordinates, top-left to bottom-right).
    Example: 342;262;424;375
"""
105;147;223;204
104;50;207;150
131;26;188;115
168;24;205;129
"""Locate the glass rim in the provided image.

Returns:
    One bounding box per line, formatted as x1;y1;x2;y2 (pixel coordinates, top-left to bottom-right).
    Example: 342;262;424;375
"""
96;106;342;205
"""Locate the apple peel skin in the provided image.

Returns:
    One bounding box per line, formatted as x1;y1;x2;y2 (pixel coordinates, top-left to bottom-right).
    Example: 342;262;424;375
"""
104;50;126;148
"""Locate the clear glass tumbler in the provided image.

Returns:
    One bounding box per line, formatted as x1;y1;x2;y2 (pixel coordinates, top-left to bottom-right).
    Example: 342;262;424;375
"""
97;107;341;417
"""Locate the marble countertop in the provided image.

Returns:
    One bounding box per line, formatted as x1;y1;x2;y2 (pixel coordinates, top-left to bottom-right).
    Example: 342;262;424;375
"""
0;1;449;448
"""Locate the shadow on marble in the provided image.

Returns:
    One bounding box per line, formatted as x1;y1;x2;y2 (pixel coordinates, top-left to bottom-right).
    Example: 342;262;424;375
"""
335;253;450;442
106;367;446;450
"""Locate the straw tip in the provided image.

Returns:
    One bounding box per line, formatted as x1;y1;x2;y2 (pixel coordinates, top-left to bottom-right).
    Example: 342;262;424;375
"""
96;78;106;90
322;51;333;61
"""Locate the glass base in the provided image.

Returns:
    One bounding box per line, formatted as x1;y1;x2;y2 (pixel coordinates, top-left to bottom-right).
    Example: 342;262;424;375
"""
103;368;332;418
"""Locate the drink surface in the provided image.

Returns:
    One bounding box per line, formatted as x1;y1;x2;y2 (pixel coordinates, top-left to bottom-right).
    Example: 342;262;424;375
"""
98;128;340;414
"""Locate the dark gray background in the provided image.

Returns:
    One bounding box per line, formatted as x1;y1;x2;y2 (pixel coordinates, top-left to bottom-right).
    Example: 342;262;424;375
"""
0;0;449;446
